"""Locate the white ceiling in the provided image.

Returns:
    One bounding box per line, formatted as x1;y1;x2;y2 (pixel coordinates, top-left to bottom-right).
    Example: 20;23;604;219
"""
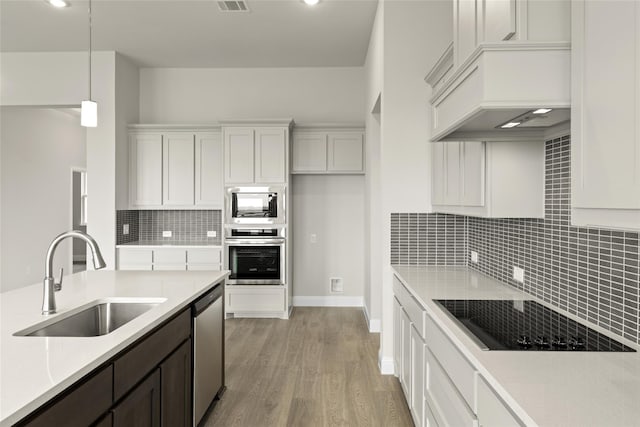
0;0;378;68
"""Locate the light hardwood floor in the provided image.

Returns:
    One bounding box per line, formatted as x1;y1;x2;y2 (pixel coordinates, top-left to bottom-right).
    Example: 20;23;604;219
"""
204;307;414;427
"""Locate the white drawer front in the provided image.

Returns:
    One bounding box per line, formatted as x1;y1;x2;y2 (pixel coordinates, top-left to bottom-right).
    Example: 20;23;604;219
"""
153;264;187;271
118;248;153;265
426;315;477;410
187;248;221;264
153;248;186;264
426;349;478;427
424;396;441;427
393;275;426;337
477;376;523;427
187;264;221;271
118;264;153;271
227;288;285;312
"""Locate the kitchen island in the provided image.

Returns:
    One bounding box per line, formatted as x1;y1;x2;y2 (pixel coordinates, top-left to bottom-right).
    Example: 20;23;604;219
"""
393;266;640;427
0;269;228;426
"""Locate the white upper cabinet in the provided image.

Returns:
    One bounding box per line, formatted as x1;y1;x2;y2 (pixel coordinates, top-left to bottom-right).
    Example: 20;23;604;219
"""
291;127;365;174
432;140;543;218
223;121;291;185
255;128;287;183
129;127;223;209
224;128;255;184
130;133;163;207
292;133;328;172
483;0;516;43
571;0;640;230
195;133;223;208
162;133;195;206
327;132;364;173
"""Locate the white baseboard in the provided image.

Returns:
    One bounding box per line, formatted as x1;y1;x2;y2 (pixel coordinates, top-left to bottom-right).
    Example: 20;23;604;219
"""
292;296;363;307
362;304;381;333
378;351;395;375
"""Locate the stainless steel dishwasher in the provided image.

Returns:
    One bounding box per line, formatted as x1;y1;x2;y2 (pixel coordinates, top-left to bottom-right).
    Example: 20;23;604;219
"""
192;284;224;426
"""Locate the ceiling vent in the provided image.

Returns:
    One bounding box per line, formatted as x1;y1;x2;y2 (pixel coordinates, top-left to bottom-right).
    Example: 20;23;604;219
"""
217;1;250;12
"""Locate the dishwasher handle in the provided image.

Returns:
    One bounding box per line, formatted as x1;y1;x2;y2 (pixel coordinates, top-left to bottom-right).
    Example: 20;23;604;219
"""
193;283;223;316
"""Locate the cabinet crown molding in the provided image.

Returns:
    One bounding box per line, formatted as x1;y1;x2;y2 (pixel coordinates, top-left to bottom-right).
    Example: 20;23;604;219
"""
128;124;222;132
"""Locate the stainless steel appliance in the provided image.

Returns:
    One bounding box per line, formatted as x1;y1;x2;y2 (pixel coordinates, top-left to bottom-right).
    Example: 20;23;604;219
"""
225;186;285;225
193;285;224;425
224;227;285;285
435;299;635;352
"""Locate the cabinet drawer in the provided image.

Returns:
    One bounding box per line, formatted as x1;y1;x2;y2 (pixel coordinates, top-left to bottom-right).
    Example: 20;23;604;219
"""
187;248;221;264
153;249;186;264
187;264;221;271
119;264;153;271
426;314;477;410
114;310;190;401
424;396;441;427
426;349;478;427
477;375;523;427
393;275;426;337
153;264;187;271
21;365;113;427
118;248;153;265
226;288;284;312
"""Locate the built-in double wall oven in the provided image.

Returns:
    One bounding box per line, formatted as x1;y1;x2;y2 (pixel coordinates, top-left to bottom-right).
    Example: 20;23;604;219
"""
224;227;286;285
224;185;287;285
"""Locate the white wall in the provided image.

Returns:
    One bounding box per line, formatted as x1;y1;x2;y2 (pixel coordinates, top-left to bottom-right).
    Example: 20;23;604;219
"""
291;175;365;304
364;0;453;373
0;108;86;292
364;0;385;332
2;51;139;272
139;67;365;124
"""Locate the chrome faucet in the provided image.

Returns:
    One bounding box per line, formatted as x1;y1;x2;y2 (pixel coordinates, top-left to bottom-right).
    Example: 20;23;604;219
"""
42;230;107;315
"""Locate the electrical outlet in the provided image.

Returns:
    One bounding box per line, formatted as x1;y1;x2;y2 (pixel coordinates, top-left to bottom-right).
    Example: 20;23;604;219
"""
330;277;343;293
513;300;524;313
470;251;478;263
310;234;317;244
123;224;129;235
207;230;217;238
513;266;525;283
162;230;172;238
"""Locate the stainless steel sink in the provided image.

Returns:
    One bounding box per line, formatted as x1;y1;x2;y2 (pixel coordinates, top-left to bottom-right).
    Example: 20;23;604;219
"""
14;298;167;337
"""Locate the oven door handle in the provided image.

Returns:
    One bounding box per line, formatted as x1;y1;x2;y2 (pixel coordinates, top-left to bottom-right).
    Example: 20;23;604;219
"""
225;238;285;245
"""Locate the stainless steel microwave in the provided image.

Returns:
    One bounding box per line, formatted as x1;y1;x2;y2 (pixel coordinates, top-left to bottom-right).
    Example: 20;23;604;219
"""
224;186;286;225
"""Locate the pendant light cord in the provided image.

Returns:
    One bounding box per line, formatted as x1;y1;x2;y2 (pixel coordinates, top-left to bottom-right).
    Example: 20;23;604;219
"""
88;0;92;101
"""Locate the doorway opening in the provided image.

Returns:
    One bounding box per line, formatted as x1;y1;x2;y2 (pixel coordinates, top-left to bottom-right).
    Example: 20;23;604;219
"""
71;168;88;273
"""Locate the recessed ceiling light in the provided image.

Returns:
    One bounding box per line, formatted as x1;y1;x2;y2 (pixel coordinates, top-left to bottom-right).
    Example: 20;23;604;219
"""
47;0;69;8
501;122;521;129
532;108;552;114
304;0;319;5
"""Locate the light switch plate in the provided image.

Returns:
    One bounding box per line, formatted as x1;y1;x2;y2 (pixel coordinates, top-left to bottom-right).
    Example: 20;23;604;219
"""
470;251;478;263
162;230;172;238
207;230;217;238
310;234;317;244
123;224;129;235
513;266;525;283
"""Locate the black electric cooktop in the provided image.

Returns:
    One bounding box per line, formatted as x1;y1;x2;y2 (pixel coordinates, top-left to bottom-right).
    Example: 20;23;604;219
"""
435;299;636;352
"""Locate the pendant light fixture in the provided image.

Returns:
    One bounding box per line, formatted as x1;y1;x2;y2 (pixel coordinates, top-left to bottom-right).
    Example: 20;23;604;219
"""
81;0;97;127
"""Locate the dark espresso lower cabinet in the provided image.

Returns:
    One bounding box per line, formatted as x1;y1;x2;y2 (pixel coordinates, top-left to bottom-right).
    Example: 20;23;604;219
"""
16;307;196;427
112;370;161;427
160;340;192;427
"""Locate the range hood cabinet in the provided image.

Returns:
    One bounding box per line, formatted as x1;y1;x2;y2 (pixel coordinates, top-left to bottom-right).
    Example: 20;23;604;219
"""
425;42;571;142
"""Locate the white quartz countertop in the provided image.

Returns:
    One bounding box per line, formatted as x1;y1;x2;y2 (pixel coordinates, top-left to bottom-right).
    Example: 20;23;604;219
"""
392;266;640;427
0;270;228;426
116;240;222;248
